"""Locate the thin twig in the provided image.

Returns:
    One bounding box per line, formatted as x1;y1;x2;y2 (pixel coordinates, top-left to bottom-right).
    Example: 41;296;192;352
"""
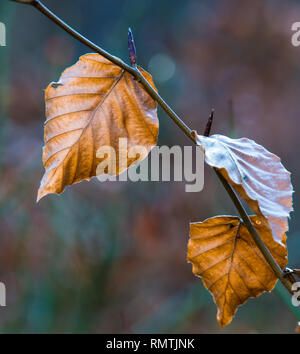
12;0;294;294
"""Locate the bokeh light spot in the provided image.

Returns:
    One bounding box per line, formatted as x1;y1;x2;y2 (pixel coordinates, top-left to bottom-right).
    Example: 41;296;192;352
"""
148;53;176;83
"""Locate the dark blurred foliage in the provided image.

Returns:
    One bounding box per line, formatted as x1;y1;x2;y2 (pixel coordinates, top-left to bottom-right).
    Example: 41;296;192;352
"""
0;0;300;333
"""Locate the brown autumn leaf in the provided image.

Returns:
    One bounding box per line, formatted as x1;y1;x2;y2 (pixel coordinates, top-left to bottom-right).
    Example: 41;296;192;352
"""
37;53;158;201
194;134;293;245
187;215;287;327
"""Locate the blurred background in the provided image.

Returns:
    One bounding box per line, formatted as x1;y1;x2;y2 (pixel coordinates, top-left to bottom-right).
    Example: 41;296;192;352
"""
0;0;300;333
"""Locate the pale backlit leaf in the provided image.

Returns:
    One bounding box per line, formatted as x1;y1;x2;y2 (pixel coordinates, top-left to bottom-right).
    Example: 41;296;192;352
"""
195;134;293;244
37;53;158;201
187;215;287;327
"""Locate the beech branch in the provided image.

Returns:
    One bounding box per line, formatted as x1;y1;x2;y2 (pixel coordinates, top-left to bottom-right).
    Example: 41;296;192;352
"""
11;0;295;295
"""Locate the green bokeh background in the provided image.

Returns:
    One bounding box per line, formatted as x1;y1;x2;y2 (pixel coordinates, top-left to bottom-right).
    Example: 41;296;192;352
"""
0;0;300;333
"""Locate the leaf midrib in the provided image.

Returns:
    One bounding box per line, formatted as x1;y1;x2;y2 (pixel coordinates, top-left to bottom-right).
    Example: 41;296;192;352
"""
44;70;125;174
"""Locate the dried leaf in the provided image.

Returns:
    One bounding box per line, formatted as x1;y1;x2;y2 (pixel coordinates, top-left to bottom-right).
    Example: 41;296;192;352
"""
187;215;287;327
195;134;293;244
37;53;158;201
